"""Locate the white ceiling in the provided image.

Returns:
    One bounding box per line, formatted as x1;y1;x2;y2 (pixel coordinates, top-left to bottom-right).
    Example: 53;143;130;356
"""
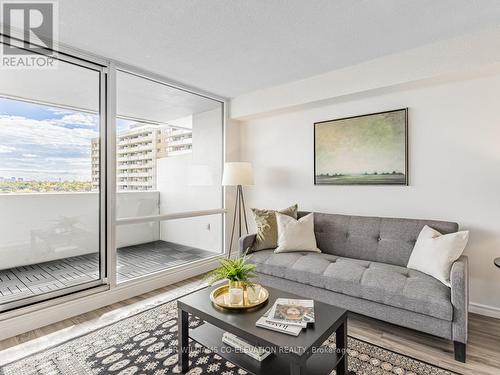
116;71;221;124
0;56;221;123
54;0;500;98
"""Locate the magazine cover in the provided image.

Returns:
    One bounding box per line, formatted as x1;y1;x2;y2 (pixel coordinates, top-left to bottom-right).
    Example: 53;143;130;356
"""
255;308;302;336
267;299;315;326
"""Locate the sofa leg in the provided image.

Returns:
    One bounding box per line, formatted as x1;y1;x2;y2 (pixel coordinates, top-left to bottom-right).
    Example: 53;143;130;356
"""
454;341;466;363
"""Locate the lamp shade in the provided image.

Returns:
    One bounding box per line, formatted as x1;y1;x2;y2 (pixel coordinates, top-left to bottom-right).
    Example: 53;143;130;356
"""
222;162;254;186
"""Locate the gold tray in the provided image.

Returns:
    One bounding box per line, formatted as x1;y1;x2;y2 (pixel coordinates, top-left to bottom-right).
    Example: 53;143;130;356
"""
210;284;269;310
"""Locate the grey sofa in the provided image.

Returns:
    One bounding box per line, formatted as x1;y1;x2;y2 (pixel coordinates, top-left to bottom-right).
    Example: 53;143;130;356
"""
239;211;468;362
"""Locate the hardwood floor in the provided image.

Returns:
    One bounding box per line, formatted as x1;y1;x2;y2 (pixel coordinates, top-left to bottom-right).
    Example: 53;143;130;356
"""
349;313;500;375
0;276;499;375
0;276;207;366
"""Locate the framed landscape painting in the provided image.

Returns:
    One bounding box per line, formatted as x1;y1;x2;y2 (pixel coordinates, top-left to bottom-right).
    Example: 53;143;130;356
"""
314;108;408;185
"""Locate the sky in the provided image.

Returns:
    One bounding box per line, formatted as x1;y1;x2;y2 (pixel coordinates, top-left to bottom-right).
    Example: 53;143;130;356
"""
315;111;406;175
0;97;132;181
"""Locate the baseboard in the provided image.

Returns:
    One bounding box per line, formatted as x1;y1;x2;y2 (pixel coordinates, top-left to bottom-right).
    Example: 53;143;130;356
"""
469;302;500;319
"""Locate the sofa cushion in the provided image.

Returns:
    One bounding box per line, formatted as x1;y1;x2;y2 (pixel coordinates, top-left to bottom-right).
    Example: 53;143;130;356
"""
298;211;459;267
249;250;453;321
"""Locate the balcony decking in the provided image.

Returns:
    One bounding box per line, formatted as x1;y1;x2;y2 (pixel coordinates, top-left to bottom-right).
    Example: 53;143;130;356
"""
0;240;215;306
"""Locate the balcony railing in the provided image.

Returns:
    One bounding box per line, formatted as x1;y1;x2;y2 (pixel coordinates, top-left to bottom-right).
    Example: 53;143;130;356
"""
0;191;160;270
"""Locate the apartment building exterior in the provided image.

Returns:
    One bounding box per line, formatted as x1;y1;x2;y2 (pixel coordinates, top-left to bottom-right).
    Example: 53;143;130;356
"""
91;124;193;191
159;128;193;158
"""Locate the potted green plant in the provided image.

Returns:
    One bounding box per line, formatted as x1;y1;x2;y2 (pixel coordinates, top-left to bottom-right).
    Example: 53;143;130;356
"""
205;252;259;305
205;252;258;288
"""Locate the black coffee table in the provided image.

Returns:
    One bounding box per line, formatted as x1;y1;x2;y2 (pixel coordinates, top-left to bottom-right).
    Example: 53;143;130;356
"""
177;285;348;375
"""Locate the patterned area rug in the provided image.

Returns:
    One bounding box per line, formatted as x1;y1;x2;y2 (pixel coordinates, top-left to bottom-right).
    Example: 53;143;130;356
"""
0;295;460;375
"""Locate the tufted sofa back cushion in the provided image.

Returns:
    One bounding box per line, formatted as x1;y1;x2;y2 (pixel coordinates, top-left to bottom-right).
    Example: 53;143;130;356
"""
298;211;459;267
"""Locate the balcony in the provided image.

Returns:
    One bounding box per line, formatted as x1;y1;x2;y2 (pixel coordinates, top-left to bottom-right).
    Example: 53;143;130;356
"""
168;149;193;156
168;138;192;147
117;172;151;178
117;162;154;170
0;240;214;304
118;135;154;146
0;191;221;306
117;144;153;154
117;154;153;162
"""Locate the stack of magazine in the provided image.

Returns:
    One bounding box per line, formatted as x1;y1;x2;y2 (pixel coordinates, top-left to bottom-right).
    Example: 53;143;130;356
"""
255;298;315;336
222;332;271;362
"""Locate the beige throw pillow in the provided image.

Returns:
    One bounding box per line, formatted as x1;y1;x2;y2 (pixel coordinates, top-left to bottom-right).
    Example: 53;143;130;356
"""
275;213;320;254
407;225;469;287
251;204;298;251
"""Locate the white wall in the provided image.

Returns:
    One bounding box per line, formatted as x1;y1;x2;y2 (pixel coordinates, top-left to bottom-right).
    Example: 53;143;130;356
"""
231;25;500;120
158;108;223;253
238;73;500;316
0;191;159;269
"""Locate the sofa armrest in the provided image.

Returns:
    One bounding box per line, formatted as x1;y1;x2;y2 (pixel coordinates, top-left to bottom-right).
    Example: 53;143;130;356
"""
451;255;468;343
239;234;256;257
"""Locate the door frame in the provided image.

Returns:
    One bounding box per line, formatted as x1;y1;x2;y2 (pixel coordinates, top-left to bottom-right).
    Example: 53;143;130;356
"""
0;35;111;313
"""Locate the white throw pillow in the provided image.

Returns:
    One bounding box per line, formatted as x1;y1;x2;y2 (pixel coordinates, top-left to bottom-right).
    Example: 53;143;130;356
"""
407;225;469;287
275;213;321;253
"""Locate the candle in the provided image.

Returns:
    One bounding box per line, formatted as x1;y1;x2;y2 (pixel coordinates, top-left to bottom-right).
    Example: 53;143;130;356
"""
229;287;243;305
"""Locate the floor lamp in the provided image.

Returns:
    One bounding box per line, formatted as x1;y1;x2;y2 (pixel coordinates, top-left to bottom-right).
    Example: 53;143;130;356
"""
222;162;254;258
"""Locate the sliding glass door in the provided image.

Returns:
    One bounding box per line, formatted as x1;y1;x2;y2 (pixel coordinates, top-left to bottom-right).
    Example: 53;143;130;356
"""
114;70;224;283
0;40;108;311
0;37;225;314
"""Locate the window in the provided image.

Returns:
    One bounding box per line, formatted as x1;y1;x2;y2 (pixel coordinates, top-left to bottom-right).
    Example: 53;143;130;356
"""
113;70;224;283
0;37;225;313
